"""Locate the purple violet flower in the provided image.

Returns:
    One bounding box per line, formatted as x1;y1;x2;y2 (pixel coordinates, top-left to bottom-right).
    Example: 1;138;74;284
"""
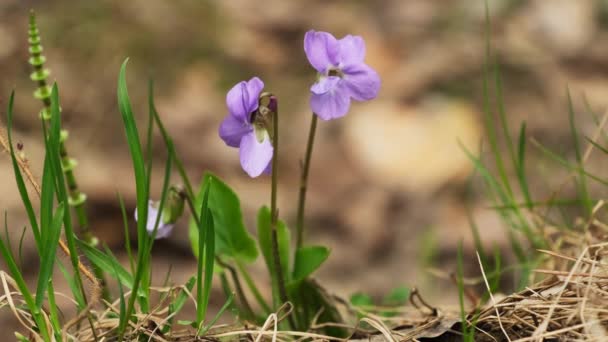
219;77;273;178
304;30;380;120
134;200;174;239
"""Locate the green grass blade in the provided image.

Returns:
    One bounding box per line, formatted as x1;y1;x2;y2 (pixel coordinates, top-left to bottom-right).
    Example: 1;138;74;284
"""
140;152;174;312
145;81;155;184
58;261;85;308
0;214;48;339
456;241;471;340
197;293;234;336
165;276;196;332
47;84;89;308
75;238;135;290
117;59;150;335
118;59;148;223
5;91;41;246
482;16;513;199
17;225;26;269
585;136;608;155
35;202;64;309
532;139;608;186
567;88;592;216
148;81;196;202
117;192;135;274
490;245;502;293
108;246;127;326
461;142;542;247
196;181;212;325
516;122;533;208
39;154;55;246
494;60;517;172
201;208;215;323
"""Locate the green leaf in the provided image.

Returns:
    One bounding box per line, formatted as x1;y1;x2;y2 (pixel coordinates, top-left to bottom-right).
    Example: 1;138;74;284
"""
117;59;152;336
118;59;148;231
76;239;135;291
291;246;330;285
46;84;89;309
197;292;234;336
168;276;196;326
58;262;85;309
382;286;410;306
39;154;55;247
257;206;291;283
6;91;41;246
107;245;127;327
196;180;214;324
291;279;346;337
189;172;258;262
350;293;373;307
35;203;64;309
567;88;592;216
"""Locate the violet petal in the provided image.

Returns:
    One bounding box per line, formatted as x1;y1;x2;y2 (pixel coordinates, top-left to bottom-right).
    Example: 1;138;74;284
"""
239;131;273;178
134;200;173;240
338;35;366;66
226;77;264;120
341;63;380;101
304;30;339;73
219;113;252;147
310;76;341;95
310;82;351;120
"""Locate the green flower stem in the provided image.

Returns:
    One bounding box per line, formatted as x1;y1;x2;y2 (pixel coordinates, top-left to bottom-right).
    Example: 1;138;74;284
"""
295;113;318;249
215;257;255;320
235;259;272;314
268;96;296;329
28;11;110;302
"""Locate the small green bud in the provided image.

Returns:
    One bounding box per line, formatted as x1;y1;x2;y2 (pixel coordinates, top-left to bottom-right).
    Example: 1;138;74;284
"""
162;185;186;224
14;332;28;342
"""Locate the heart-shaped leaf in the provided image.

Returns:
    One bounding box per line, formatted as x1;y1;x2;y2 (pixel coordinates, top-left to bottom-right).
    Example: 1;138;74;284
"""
291;245;330;285
189;172;258;262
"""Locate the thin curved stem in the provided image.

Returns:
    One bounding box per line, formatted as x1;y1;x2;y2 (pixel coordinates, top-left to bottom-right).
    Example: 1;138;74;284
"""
268;96;295;329
295;113;318;249
236;259;272;314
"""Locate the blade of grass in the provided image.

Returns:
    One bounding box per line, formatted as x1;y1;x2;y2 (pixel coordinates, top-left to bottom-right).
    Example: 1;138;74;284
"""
58;261;85;308
461;142;542;247
117;58;150;336
585;136;608;155
148;81;196;203
165;276;196;333
140;152;174;312
196;181;212;325
17;226;27;269
482;11;513;199
0;213;49;340
76;238;134;289
515;122;533;208
197;293;234;336
567;88;592;216
531;139;608;186
47;84;90;309
456;241;472;340
108;246;127;326
490;198;597;210
39;154;55;246
117;192;135;274
5;91;41;246
35;202;64;309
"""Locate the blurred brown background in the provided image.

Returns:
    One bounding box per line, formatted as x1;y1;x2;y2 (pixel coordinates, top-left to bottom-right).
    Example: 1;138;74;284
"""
2;0;608;338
